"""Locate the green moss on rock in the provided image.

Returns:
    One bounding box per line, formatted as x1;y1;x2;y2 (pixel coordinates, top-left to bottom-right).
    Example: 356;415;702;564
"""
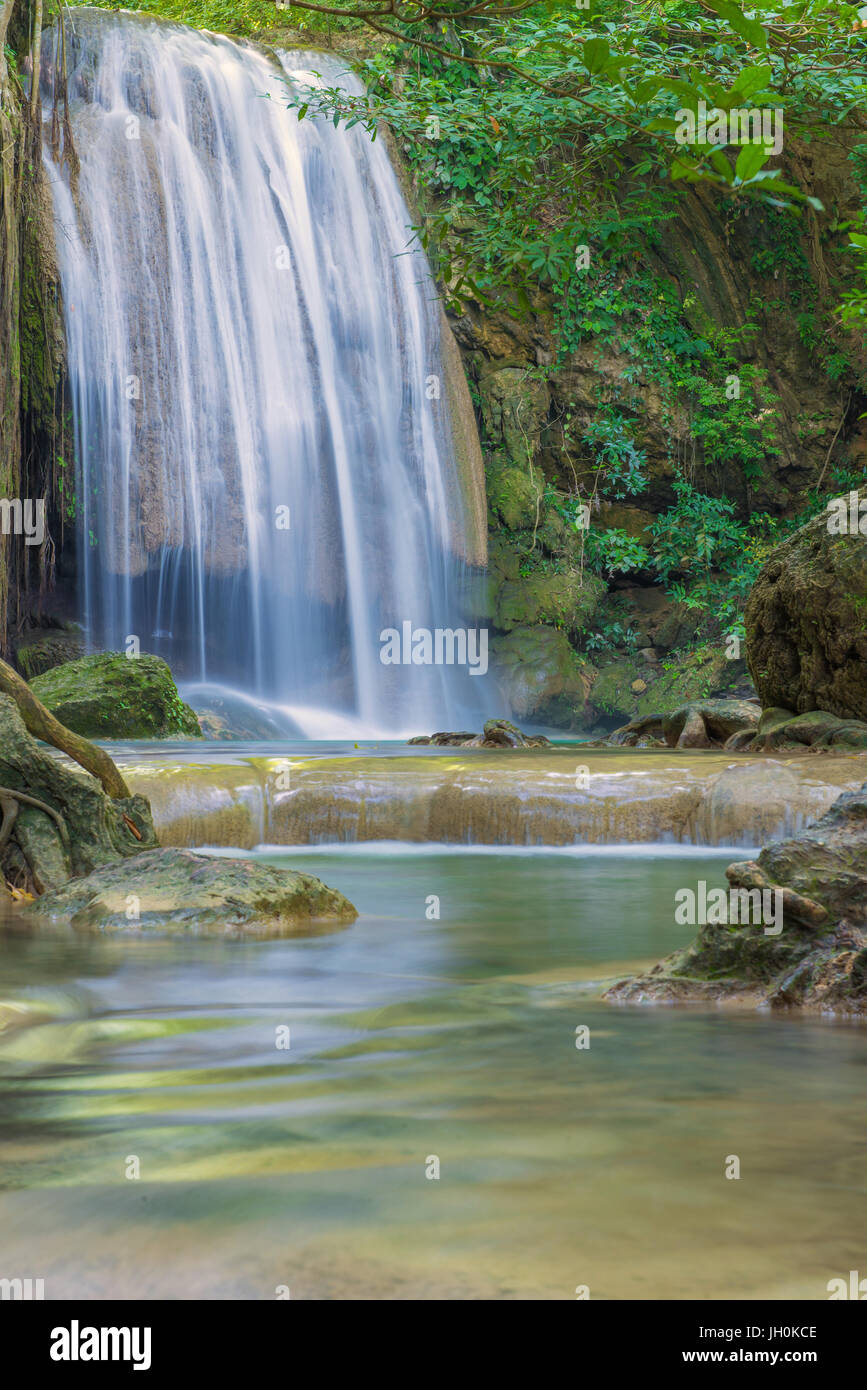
31;652;202;739
589;646;732;724
491;623;595;724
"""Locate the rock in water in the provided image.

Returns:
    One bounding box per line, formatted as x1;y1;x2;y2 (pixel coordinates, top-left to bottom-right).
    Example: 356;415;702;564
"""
30;652;202;739
607;698;760;748
745;493;867;720
0;694;158;894
24;847;358;938
605;779;867;1015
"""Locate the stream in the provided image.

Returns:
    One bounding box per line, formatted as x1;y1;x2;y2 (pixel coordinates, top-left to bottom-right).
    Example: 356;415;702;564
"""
1;829;865;1299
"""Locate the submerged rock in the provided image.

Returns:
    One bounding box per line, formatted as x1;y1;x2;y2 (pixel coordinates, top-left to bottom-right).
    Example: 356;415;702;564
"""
31;652;201;739
24;846;358;938
605;779;867;1016
745;493;867;721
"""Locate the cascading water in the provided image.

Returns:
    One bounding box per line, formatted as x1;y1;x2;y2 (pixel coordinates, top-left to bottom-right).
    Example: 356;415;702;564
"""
41;9;492;737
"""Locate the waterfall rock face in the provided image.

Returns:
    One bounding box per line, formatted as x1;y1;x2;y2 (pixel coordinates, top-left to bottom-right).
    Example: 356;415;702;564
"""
43;10;490;734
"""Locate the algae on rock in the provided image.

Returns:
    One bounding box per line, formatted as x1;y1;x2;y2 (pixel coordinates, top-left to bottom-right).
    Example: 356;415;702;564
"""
31;652;202;739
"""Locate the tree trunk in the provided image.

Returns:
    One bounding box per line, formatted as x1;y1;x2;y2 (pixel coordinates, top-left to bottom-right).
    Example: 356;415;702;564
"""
28;0;41;121
0;657;132;799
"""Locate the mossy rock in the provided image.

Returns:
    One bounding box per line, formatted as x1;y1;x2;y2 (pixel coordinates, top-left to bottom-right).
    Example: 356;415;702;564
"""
745;491;867;720
605;779;867;1014
477;367;550;467
15;627;86;681
491;624;595;724
485;455;545;531
589;647;732;724
495;569;604;636
25;846;358;938
31;653;202;739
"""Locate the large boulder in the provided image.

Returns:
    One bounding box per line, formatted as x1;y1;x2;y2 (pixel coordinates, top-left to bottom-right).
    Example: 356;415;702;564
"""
31;652;201;739
745;493;867;720
0;693;158;894
606;779;867;1015
490;624;594;724
25;846;357;938
607;697;760;749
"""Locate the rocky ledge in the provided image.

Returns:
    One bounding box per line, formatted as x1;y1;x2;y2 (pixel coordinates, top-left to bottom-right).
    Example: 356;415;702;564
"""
605;780;867;1016
604;698;867;752
408;718;551;748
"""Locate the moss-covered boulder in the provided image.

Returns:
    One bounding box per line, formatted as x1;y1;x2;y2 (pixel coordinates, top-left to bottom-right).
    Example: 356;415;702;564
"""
745;492;867;721
605;780;867;1015
491;624;595;724
0;693;158;895
24;846;358;939
30;653;201;739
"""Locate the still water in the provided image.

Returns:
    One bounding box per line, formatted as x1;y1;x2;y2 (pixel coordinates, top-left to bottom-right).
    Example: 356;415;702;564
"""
1;847;864;1300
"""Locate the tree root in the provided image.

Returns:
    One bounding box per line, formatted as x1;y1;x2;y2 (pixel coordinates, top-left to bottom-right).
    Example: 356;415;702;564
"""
0;785;70;854
0;656;131;799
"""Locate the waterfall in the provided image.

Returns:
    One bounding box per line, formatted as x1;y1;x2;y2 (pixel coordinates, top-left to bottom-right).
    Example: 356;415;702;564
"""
41;9;491;737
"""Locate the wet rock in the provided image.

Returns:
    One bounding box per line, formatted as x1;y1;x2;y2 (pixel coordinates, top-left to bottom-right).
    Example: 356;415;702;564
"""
408;731;476;747
605;778;867;1015
24;846;358;939
733;706;867;752
407;720;551;749
745;491;867;720
15;626;86;680
607;698;759;749
31;652;201;740
491;624;595;723
662;698;761;748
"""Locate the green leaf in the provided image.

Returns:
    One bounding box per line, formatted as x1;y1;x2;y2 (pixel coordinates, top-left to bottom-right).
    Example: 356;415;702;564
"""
728;64;774;101
583;37;611;73
734;142;769;181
